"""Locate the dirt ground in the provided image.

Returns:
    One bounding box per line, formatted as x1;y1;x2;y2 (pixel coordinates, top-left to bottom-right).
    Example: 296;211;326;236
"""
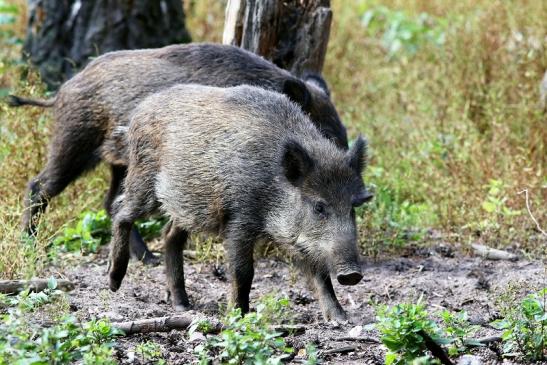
56;242;546;365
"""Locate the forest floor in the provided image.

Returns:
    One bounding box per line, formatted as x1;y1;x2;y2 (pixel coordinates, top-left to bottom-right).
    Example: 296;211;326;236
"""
44;240;544;364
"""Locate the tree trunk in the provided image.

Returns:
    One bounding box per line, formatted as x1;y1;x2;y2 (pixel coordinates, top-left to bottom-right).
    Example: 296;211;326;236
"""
223;0;332;77
24;0;191;90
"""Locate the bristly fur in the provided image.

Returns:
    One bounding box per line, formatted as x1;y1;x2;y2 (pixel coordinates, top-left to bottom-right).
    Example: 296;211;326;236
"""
20;43;349;261
108;84;368;321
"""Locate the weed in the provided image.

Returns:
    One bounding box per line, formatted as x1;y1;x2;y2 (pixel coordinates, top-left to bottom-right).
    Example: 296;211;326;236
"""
492;288;547;361
476;179;521;231
0;276;62;312
52;209;167;255
193;294;293;364
135;215;168;241
135;340;165;365
439;310;481;356
52;209;111;254
375;299;448;364
304;343;319;365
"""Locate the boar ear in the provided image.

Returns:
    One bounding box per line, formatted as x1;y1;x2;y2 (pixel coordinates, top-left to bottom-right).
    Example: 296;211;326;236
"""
304;73;331;97
282;79;311;111
282;139;314;187
347;135;368;174
352;188;374;207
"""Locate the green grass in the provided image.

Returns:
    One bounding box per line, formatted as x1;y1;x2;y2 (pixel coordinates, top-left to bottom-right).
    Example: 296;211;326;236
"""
327;0;546;254
1;0;546;280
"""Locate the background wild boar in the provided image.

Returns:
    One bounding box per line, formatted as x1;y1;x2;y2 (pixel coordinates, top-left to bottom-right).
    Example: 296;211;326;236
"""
108;84;371;321
11;43;348;263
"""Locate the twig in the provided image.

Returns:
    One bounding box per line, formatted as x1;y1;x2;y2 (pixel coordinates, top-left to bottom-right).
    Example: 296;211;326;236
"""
0;279;74;294
518;189;547;237
418;330;454;365
332;336;380;344
271;324;306;336
321;345;357;355
464;336;502;347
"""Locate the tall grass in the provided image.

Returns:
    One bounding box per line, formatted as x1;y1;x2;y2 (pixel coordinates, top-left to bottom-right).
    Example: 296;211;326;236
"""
0;0;545;278
327;0;546;254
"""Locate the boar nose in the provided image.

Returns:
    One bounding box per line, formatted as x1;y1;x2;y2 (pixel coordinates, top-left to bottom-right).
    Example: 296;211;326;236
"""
336;270;363;286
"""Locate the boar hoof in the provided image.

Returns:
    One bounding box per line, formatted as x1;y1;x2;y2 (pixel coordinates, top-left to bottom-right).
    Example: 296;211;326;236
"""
324;306;347;322
109;273;124;292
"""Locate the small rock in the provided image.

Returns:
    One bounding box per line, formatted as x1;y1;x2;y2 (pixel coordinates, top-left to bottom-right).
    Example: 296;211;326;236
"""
457;354;482;365
125;351;135;363
101;311;124;322
347;325;363;337
188;331;206;342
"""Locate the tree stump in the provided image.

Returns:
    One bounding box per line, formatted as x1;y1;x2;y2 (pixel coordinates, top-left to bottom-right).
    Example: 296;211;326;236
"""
223;0;332;77
23;0;191;89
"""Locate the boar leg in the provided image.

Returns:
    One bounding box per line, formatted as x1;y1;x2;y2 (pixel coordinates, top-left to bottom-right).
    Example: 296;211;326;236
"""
22;137;101;236
163;220;190;311
104;164;159;265
311;272;347;322
224;232;255;313
109;170;158;291
109;203;133;292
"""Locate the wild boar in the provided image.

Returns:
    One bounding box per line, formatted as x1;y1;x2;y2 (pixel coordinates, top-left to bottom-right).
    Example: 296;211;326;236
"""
108;84;372;321
10;43;348;263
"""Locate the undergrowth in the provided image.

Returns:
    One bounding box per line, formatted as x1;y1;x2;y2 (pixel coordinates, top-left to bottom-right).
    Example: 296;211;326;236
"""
191;293;301;365
0;277;121;364
376;288;547;363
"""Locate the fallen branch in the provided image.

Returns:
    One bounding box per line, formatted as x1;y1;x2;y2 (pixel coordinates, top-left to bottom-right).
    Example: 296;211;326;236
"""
112;315;306;337
0;279;74;294
471;244;518;261
113;315;223;336
418;330;454;365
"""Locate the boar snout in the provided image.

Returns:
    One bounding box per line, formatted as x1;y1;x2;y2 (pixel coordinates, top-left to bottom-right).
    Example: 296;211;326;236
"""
336;269;363;286
336;246;363;285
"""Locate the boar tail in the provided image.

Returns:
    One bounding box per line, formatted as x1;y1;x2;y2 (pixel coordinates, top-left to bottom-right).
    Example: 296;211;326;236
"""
7;95;56;108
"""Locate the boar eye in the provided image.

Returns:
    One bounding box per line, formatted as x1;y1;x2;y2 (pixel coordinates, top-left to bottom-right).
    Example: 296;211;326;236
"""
313;201;327;218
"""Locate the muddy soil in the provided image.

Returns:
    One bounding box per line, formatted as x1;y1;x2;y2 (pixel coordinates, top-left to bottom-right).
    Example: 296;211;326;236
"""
58;243;545;365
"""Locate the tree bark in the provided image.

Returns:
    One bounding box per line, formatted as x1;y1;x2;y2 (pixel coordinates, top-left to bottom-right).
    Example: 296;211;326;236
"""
24;0;191;89
223;0;332;77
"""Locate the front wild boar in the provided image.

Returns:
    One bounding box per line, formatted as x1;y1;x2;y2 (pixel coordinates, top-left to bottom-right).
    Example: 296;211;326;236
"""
108;84;372;321
12;43;348;264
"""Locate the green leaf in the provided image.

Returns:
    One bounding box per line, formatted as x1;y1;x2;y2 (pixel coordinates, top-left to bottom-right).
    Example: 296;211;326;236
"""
47;277;57;290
